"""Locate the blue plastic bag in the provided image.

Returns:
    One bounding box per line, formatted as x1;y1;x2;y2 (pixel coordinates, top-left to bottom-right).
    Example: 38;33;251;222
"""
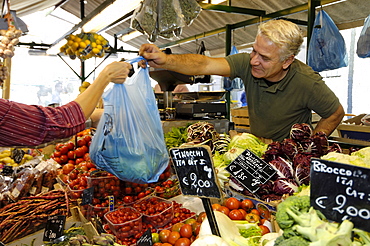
307;10;348;72
89;56;169;183
357;14;370;58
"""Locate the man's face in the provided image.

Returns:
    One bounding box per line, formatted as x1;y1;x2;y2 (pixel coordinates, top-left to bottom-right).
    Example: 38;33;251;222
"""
250;35;289;82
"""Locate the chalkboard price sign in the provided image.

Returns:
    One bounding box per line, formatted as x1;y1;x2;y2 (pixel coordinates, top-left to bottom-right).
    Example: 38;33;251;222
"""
170;146;221;198
43;215;66;241
310;158;370;232
81;187;94;205
137;229;153;246
225;149;276;193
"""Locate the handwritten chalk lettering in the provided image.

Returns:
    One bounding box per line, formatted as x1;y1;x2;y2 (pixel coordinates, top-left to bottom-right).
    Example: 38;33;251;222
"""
312;160;352;176
330;194;370;220
336;176;354;186
171;149;205;159
174;159;186;166
346;187;367;200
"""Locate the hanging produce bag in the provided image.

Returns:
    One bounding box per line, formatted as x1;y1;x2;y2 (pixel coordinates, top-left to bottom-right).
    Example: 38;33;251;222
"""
356;15;370;58
307;10;348;72
131;0;201;42
223;45;244;91
89;56;169;183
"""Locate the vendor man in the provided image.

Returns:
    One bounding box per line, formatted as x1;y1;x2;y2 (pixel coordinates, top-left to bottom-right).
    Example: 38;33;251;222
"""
139;19;345;142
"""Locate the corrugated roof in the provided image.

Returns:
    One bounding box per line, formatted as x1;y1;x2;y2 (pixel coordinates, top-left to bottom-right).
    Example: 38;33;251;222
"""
5;0;370;56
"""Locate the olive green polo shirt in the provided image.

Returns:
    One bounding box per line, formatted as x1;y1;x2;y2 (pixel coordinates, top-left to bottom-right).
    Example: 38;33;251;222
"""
226;53;340;142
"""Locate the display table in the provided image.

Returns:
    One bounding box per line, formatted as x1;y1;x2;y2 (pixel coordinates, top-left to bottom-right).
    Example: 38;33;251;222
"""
161;118;230;134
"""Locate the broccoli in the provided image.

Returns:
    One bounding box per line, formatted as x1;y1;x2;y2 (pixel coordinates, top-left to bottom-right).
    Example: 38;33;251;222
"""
274;235;309;246
308;220;354;246
275;195;311;229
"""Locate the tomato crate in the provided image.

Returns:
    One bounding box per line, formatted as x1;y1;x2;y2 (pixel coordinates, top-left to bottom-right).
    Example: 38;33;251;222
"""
87;175;121;199
104;206;142;240
132;196;174;228
66;185;84;200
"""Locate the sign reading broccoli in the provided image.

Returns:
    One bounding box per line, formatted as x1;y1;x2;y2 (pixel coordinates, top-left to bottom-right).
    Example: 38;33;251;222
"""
310;158;370;232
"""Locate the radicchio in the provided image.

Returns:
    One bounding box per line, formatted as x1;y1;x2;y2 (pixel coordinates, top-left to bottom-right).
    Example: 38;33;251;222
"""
273;178;299;195
327;143;343;153
262;141;283;163
311;131;329;156
269;156;294;179
281;138;300;160
295;162;310;185
290;123;312;142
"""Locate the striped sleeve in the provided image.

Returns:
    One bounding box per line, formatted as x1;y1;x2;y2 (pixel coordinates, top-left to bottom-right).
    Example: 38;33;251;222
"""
0;99;86;147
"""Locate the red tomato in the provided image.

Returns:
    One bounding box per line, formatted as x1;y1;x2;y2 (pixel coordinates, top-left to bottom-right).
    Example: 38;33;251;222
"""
62;163;75;175
66;142;75;150
212;203;221;211
159;229;171;243
75;158;84;165
228;209;244;220
259;225;270;235
123;196;134;204
75;147;86;157
83;135;92;143
197;212;207;223
168;231;181;245
179;224;193;238
225;197;241;210
240;199;254;211
53;157;61;164
60;145;69;155
84;153;91;161
257;204;271;219
53;151;62;158
77;138;87;147
67;150;76;160
217;206;230;216
239;208;247;218
174;238;191;246
60;155;69;164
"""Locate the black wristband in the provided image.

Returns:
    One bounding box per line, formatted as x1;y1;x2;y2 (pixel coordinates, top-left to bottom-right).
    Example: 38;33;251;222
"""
128;67;135;77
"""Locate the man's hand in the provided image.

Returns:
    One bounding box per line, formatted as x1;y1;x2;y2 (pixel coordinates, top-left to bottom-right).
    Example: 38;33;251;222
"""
139;43;167;68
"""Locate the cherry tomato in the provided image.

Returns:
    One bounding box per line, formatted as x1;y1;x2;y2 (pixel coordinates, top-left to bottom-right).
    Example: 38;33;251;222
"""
60;145;69;155
67;150;76;160
250;208;260;216
225;197;241;210
66;141;75;150
75;147;86;157
238;208;247;218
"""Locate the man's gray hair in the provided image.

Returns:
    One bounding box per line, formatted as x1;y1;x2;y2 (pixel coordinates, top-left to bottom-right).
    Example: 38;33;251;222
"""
257;19;304;61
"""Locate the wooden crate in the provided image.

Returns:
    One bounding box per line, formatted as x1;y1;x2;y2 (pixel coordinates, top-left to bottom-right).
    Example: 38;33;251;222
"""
231;106;250;131
337;124;370;143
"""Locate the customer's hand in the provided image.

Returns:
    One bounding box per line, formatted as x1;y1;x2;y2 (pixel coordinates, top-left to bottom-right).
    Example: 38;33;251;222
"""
101;61;133;84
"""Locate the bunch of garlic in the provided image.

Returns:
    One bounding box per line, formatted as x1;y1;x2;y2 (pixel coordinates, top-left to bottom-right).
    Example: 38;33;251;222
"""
0;28;22;59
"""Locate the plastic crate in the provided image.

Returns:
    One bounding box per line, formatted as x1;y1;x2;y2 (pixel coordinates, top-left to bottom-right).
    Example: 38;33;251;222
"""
87;175;121;199
133;196;174;228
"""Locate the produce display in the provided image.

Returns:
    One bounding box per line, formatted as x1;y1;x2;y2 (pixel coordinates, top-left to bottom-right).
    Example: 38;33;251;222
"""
59;32;110;60
0;120;369;246
0;27;22;59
